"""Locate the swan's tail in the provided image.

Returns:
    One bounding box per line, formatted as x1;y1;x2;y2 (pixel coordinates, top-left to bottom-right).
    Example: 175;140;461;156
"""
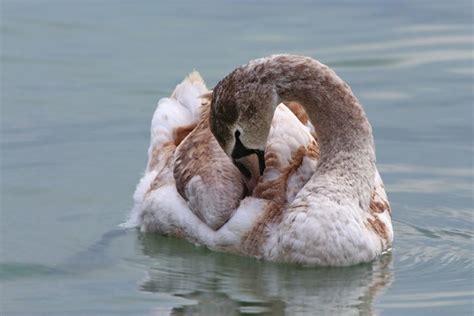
147;71;208;169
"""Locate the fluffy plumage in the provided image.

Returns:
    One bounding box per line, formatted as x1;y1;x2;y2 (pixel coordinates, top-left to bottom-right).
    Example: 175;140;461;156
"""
124;58;393;266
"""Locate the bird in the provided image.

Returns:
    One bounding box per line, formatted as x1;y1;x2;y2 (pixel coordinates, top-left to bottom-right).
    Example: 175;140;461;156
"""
124;55;393;266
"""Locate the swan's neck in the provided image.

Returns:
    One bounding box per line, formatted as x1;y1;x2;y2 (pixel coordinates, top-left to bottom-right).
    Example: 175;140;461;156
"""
257;55;375;208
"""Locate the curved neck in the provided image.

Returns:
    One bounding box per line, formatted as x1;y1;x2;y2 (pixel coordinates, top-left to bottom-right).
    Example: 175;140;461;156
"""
251;55;376;207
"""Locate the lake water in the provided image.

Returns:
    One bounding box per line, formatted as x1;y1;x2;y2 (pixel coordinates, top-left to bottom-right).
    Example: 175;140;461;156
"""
1;0;473;315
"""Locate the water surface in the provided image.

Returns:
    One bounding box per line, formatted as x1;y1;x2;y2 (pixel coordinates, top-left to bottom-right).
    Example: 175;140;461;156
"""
1;0;473;315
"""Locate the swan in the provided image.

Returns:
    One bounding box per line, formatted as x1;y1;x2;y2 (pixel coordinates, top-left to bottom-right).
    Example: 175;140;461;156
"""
124;55;393;266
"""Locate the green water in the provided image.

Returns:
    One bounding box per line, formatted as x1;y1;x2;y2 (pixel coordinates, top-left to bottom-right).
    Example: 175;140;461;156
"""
1;0;473;315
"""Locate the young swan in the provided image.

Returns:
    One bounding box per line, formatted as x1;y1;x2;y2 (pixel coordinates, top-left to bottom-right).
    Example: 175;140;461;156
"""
126;62;392;266
210;54;393;265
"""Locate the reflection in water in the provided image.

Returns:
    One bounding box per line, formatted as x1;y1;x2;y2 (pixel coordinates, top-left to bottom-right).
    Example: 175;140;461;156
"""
135;233;393;315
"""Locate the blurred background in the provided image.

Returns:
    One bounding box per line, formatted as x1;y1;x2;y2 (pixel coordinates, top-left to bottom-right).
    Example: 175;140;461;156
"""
1;0;473;315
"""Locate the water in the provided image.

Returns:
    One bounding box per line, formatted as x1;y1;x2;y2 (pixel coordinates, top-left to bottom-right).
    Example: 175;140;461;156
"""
1;0;473;315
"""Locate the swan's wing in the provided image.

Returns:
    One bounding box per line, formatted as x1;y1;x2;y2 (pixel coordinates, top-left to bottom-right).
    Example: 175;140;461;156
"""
255;103;319;204
173;108;246;230
122;72;207;228
286;101;317;139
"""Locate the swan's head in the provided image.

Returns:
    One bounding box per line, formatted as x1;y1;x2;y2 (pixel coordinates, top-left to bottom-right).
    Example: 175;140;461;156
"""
209;73;278;184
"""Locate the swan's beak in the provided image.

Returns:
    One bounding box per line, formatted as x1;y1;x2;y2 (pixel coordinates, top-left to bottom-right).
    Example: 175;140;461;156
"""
233;154;263;194
231;131;266;175
231;136;266;193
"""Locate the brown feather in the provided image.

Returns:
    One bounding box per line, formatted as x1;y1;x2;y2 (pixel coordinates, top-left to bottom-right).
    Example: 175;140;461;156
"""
173;97;246;230
286;101;309;125
366;218;388;241
243;142;319;255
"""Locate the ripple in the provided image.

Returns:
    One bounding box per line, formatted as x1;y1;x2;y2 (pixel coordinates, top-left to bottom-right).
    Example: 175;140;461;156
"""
360;91;409;101
449;67;474;75
396;49;473;67
327;57;404;68
388;178;472;195
396;219;473;240
379;163;473;195
380;297;473;309
335;36;473;54
396;24;468;33
392;219;473;284
379;163;474;177
0;262;59;280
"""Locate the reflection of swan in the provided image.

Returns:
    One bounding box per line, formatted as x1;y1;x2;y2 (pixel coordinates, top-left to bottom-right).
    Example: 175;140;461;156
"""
136;233;393;315
125;55;393;266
